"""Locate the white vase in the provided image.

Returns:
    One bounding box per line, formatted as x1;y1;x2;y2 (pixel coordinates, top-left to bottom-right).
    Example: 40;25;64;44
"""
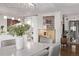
15;36;24;50
23;35;28;47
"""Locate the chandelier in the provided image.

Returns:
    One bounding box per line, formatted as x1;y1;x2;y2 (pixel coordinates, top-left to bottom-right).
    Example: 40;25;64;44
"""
23;3;36;8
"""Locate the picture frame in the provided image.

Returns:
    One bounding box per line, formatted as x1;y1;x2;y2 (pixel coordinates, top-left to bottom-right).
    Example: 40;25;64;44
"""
43;16;54;29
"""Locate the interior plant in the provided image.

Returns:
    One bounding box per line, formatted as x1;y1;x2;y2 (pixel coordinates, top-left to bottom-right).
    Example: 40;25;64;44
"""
8;23;30;36
8;23;30;50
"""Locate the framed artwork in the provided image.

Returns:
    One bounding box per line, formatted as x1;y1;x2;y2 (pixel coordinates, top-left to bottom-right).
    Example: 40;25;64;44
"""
43;16;54;29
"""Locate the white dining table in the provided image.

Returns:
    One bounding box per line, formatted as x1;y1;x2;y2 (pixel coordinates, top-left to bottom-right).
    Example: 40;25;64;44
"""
0;42;49;56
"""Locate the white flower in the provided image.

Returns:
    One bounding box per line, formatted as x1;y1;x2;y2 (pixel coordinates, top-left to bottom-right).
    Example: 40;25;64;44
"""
16;23;22;26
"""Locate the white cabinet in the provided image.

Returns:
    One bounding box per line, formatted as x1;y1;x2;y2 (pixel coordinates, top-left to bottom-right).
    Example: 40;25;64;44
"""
24;16;39;43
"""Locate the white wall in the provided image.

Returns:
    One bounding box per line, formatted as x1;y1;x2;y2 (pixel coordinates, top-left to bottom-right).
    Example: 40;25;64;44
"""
55;12;62;43
37;15;43;29
0;16;7;32
24;11;63;43
38;11;63;43
31;16;39;43
24;16;39;43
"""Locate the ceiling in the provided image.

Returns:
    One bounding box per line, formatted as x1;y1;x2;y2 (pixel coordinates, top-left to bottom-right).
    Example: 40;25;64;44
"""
0;3;79;17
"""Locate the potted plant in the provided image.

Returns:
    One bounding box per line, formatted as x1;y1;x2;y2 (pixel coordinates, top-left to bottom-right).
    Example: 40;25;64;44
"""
8;23;30;50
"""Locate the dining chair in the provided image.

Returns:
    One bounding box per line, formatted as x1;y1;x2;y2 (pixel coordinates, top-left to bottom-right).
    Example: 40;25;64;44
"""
48;43;60;56
39;36;52;44
33;49;49;56
1;39;15;47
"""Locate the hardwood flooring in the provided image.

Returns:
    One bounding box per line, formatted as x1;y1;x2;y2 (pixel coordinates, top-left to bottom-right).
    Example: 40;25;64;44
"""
60;45;79;56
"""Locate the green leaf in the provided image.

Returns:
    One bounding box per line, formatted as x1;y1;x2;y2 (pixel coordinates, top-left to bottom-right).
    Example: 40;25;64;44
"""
8;23;30;36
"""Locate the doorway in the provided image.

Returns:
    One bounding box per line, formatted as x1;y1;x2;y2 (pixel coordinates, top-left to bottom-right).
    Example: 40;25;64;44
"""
69;21;79;40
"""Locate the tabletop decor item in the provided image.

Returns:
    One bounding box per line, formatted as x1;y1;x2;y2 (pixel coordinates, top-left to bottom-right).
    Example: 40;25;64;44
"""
8;23;30;50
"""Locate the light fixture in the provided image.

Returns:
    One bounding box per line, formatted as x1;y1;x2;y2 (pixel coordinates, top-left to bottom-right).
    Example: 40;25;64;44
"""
18;18;21;21
12;17;14;20
23;3;36;8
27;20;31;25
4;16;7;19
28;3;34;7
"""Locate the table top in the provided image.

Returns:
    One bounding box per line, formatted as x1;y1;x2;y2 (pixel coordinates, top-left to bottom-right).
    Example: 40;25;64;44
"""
0;42;49;56
0;34;15;40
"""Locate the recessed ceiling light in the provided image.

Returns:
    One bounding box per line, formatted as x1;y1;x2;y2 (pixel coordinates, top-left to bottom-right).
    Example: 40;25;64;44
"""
4;16;7;19
18;18;21;21
12;17;14;20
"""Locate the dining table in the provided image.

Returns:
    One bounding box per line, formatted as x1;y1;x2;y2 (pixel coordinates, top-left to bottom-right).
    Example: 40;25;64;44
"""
0;41;49;56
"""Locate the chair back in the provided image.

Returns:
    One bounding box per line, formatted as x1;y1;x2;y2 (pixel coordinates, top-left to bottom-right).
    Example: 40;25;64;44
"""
48;43;60;56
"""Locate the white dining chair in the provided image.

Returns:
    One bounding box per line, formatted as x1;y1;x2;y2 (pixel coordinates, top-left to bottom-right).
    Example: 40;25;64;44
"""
1;39;15;47
33;49;49;56
48;42;60;56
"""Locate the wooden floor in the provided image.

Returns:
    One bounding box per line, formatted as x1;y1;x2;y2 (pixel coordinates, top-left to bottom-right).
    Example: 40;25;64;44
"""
60;45;79;56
